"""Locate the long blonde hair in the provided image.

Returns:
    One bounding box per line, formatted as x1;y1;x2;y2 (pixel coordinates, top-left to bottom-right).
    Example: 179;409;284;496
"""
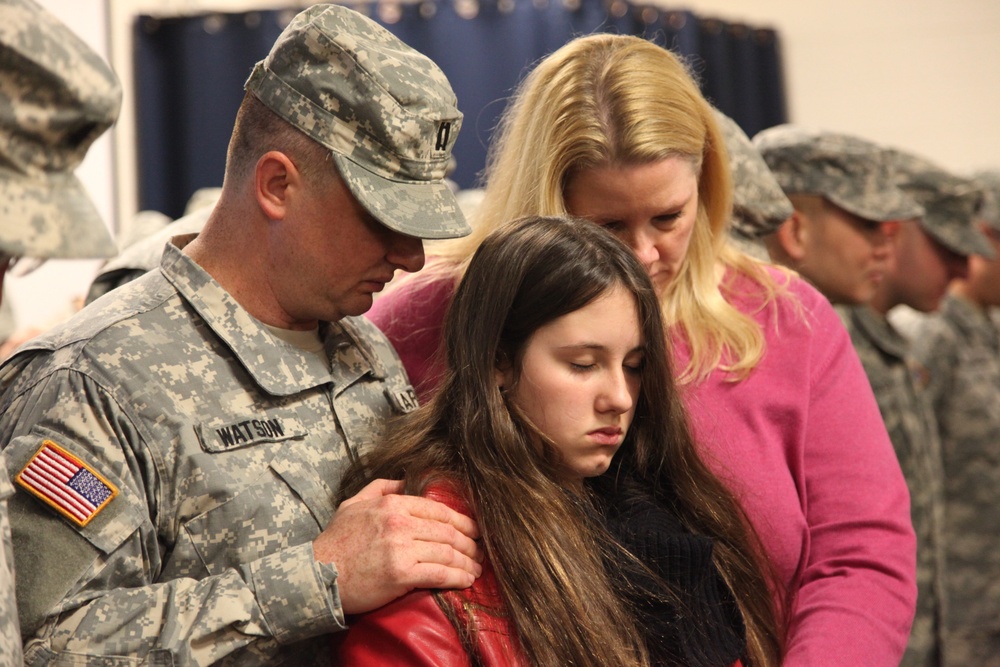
433;33;784;382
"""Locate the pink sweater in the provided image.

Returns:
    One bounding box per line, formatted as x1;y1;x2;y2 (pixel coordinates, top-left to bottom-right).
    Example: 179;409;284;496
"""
367;266;916;666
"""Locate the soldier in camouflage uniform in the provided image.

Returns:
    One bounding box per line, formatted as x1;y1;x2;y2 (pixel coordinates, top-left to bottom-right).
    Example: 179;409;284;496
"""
0;5;483;665
84;207;212;306
0;0;124;662
83;189;221;306
909;168;1000;667
716;111;793;262
754;125;923;305
839;150;994;667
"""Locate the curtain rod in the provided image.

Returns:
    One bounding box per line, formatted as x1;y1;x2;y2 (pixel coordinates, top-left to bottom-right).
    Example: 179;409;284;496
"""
135;0;775;37
135;0;638;17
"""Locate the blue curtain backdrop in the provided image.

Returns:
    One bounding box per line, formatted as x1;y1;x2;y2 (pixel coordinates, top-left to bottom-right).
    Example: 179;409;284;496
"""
133;1;787;219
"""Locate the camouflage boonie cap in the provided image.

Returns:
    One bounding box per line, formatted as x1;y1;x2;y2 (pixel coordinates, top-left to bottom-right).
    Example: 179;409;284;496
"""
714;110;792;239
753;124;923;223
972;170;1000;232
245;4;470;240
0;0;120;260
891;150;995;259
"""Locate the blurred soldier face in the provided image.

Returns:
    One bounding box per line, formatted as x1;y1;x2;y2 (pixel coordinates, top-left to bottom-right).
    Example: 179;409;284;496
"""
965;224;1000;308
791;198;893;305
882;222;969;313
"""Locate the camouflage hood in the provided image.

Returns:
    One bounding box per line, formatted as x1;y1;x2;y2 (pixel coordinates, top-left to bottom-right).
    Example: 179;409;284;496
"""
0;0;120;260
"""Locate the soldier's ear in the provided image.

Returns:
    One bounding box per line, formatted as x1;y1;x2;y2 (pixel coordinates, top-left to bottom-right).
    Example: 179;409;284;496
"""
881;220;903;239
254;151;300;221
776;210;809;262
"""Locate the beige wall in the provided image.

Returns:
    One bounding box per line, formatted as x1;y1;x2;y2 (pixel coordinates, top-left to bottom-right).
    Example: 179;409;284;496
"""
7;0;1000;332
670;0;1000;174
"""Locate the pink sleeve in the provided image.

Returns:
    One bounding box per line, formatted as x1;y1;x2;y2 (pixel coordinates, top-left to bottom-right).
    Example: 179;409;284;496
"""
784;287;916;665
366;275;455;403
335;590;470;667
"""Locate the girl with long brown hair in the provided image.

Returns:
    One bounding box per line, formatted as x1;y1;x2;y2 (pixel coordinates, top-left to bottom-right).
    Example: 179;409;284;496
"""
337;215;781;666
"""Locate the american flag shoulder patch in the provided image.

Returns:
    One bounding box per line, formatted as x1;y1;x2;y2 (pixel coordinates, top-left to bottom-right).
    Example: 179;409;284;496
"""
16;440;118;528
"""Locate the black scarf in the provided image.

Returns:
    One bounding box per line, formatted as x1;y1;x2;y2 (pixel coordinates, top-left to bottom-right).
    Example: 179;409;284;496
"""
590;474;746;667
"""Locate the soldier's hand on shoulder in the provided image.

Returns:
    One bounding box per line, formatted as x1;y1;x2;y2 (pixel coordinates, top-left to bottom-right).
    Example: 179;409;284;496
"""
313;478;482;615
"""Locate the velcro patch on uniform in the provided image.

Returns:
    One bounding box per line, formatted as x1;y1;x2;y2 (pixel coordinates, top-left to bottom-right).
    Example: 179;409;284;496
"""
15;440;118;528
386;386;418;413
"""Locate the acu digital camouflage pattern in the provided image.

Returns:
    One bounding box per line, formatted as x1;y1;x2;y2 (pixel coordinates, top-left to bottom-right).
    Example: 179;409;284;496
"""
972;169;1000;232
0;0;119;260
0;240;417;665
910;293;1000;667
86;188;220;304
0;452;21;666
891;150;995;259
839;304;947;667
85;208;211;305
245;3;469;241
753;124;923;224
715;111;792;241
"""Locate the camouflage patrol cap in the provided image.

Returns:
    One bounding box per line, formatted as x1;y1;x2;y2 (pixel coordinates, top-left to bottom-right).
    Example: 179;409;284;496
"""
245;4;470;240
753;124;923;223
0;0;120;260
714;111;792;239
891;150;995;258
972;170;1000;232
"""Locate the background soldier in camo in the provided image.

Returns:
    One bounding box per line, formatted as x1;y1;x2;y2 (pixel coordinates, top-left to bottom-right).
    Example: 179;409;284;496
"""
0;5;483;664
715;111;793;261
715;110;793;262
0;0;125;662
839;150;993;667
909;168;1000;667
83;191;219;306
754;125;923;306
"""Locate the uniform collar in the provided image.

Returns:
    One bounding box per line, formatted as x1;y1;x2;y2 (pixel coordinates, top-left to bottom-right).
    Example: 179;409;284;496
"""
849;304;909;360
941;293;1000;349
159;241;386;396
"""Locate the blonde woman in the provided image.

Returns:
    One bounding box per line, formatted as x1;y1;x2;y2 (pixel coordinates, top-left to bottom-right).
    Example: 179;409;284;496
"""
369;34;916;665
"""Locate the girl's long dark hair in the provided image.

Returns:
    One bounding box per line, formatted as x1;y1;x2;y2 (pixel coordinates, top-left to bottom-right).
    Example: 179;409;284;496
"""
339;215;783;666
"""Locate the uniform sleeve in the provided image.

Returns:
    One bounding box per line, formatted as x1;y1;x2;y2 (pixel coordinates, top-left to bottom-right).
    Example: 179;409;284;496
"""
366;276;455;403
784;294;917;666
907;317;956;415
0;460;22;666
1;368;343;666
335;590;470;667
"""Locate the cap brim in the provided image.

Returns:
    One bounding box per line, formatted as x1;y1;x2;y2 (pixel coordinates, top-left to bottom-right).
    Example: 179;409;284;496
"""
334;154;471;241
922;222;997;260
732;197;794;239
0;169;117;259
827;188;924;224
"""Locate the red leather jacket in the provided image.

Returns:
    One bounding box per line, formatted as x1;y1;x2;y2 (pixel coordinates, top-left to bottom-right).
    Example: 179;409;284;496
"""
334;482;746;667
334;483;527;666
